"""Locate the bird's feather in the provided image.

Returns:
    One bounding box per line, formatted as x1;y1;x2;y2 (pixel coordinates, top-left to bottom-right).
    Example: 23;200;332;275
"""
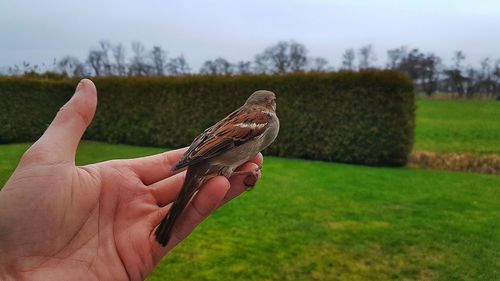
155;162;210;246
172;109;271;171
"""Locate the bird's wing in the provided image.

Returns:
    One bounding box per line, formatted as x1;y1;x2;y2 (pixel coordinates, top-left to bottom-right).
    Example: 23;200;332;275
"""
172;108;271;171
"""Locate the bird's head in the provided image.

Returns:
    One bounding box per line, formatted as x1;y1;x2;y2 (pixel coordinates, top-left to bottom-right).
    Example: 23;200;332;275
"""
245;90;276;111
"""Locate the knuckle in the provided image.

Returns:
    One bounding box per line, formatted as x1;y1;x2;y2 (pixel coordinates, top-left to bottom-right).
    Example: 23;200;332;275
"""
192;201;208;218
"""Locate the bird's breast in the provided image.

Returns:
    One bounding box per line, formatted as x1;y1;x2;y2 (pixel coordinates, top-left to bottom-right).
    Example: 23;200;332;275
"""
210;112;279;178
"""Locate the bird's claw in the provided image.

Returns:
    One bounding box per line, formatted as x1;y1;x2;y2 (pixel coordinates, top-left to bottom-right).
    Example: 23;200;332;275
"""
232;166;261;190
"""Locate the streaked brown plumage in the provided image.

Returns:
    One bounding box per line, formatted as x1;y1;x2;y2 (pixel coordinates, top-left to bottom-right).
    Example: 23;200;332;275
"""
155;90;279;246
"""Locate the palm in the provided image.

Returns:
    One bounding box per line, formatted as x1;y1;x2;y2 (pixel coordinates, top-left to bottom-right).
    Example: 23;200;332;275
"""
0;79;262;280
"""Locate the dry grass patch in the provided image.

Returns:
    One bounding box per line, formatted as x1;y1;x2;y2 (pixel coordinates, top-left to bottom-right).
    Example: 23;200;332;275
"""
409;151;500;174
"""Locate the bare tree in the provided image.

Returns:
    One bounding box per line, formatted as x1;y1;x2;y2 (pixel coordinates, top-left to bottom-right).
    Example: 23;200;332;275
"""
493;59;500;98
235;61;252;75
480;58;492;78
99;41;112;76
452;50;466;69
420;53;441;96
358;44;376;69
398;48;423;81
443;68;465;96
309;57;329;72
255;41;288;73
215;57;233;75
200;57;233;75
254;40;308;73
129;41;152;76
111;43;127;76
254;54;269;74
199;60;217;75
87;50;105;76
166;55;191;76
150;46;167;76
84;41;113;76
394;48;442;96
289;42;308;72
8;65;21;76
22;61;31;73
478;57;495;95
58;56;86;77
444;50;466;96
386;46;407;69
341;48;356;70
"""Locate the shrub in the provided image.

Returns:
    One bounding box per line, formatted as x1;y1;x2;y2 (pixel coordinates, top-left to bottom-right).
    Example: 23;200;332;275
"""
0;71;415;166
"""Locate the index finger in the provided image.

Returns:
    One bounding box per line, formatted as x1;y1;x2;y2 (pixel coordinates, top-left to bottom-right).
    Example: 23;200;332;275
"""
117;147;187;185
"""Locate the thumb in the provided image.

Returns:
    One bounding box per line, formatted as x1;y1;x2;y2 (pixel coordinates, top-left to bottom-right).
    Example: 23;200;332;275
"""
36;79;97;163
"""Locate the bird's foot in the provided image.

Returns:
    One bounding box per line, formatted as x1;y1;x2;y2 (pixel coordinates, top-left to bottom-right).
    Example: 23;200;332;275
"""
232;166;261;190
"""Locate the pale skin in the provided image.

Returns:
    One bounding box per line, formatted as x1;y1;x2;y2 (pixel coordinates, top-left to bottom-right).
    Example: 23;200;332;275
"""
0;79;263;281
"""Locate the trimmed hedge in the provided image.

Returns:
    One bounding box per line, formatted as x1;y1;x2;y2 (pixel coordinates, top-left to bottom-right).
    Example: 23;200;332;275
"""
0;71;415;166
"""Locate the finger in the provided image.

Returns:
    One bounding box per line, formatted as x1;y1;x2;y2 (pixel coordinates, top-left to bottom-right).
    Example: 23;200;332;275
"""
251;153;264;168
163;176;230;250
223;162;261;204
149;171;186;206
118;147;187;185
223;153;263;204
35;79;97;163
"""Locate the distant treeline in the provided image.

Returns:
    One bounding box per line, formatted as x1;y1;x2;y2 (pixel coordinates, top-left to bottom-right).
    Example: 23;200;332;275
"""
3;40;500;98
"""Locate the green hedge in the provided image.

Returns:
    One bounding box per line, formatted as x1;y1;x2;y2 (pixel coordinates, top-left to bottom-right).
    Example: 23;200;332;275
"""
0;71;415;166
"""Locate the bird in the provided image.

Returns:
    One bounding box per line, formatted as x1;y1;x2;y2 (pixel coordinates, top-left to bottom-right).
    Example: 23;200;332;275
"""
154;90;279;246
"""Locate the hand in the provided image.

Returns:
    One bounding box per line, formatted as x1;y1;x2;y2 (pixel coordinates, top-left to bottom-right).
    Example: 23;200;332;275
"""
0;79;262;280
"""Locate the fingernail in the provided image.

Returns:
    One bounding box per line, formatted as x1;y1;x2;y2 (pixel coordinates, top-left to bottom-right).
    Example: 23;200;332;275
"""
75;79;85;92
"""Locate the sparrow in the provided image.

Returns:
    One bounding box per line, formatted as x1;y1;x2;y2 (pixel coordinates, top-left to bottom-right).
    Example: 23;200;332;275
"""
155;90;279;246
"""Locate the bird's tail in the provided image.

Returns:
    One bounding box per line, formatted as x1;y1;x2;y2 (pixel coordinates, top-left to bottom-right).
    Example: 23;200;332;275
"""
154;166;204;246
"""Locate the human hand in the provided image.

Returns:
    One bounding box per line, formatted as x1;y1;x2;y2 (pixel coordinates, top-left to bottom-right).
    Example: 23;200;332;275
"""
0;79;262;280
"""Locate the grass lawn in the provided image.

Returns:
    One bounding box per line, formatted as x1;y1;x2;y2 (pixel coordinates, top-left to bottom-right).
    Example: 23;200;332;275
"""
1;141;499;280
415;100;500;155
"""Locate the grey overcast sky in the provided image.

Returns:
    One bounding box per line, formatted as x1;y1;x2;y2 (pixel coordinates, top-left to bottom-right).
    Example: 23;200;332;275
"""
1;0;499;72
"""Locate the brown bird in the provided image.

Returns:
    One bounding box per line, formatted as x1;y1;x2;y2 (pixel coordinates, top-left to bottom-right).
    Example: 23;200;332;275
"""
155;90;279;246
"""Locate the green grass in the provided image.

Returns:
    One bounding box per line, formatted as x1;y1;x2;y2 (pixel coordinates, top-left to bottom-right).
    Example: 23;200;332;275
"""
0;142;164;185
415;100;500;154
1;141;499;280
